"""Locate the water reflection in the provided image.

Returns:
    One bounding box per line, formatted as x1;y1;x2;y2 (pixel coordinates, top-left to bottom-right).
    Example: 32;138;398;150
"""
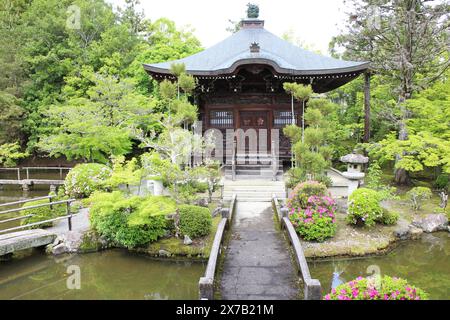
310;232;450;300
0;250;205;300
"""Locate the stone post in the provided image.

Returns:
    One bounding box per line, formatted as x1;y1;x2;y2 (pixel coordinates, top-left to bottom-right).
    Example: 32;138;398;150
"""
280;207;289;228
199;277;214;300
221;208;230;220
305;279;322;300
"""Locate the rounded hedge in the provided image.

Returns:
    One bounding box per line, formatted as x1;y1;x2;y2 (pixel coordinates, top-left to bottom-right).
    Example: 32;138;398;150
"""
324;276;428;300
65;163;112;198
178;205;212;239
347;188;383;227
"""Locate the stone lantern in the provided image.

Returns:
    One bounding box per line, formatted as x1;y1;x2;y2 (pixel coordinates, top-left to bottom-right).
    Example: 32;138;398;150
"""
340;151;369;196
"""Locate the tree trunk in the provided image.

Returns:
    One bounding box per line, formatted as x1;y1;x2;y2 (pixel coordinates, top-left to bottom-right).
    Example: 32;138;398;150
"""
363;72;371;143
394;96;411;185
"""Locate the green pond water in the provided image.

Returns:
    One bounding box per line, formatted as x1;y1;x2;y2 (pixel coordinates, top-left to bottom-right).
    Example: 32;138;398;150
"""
309;232;450;300
0;183;205;300
0;250;204;300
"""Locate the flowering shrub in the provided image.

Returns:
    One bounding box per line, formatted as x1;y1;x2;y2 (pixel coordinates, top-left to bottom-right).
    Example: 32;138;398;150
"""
289;195;337;242
65;163;112;198
287;181;328;209
324;276;428;300
347;188;383;227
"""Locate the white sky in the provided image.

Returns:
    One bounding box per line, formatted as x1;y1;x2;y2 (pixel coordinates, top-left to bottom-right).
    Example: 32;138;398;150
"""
107;0;351;55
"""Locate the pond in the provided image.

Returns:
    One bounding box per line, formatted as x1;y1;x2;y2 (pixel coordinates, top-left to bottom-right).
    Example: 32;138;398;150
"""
309;232;450;300
0;178;205;300
0;250;204;300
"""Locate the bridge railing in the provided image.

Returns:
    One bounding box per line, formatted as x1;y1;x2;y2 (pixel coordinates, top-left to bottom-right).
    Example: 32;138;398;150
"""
0;167;72;181
272;195;323;300
199;194;237;300
0;196;76;234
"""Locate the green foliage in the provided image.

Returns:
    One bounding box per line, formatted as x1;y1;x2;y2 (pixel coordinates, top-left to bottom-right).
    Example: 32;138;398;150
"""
38;74;152;163
324;276;428;300
159;80;177;101
287;181;329;209
377;208;399;226
347;188;383;227
178;205;212;239
141;152;181;186
178;73;196;95
283;83;313;102
283;125;302;145
128;196;177;226
365;162;398;201
88;192;176;248
283;89;341;179
286;168;332;189
21;198;66;228
169;63;186;77
0;0;202;155
369;132;450;175
407;187;432;211
0;142;28;167
0;92;25;144
435;174;449;192
105;156;142;191
64;163;112;199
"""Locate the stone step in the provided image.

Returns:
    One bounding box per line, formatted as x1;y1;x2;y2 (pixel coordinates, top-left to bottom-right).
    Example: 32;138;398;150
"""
225;164;283;169
225;170;283;176
224;175;283;181
224;194;286;200
223;196;284;202
224;185;286;190
223;190;286;195
224;180;285;186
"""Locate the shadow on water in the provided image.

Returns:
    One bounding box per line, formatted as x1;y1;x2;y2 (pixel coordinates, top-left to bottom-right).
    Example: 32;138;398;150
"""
309;232;450;299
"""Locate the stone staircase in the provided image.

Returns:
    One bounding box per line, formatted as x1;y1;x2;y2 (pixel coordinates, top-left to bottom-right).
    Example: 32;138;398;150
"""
223;179;287;202
224;153;284;181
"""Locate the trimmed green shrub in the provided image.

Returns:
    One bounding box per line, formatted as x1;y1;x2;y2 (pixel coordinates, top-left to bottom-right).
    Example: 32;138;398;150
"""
178;205;212;239
377;208;400;225
347;188;383;227
407;187;432;211
287;181;329;209
65;163;112;198
21;198;66;228
88;192;176;248
324;276;428;300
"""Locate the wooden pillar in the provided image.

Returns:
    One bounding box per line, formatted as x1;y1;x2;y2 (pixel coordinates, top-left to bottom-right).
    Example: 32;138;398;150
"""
363;72;371;143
